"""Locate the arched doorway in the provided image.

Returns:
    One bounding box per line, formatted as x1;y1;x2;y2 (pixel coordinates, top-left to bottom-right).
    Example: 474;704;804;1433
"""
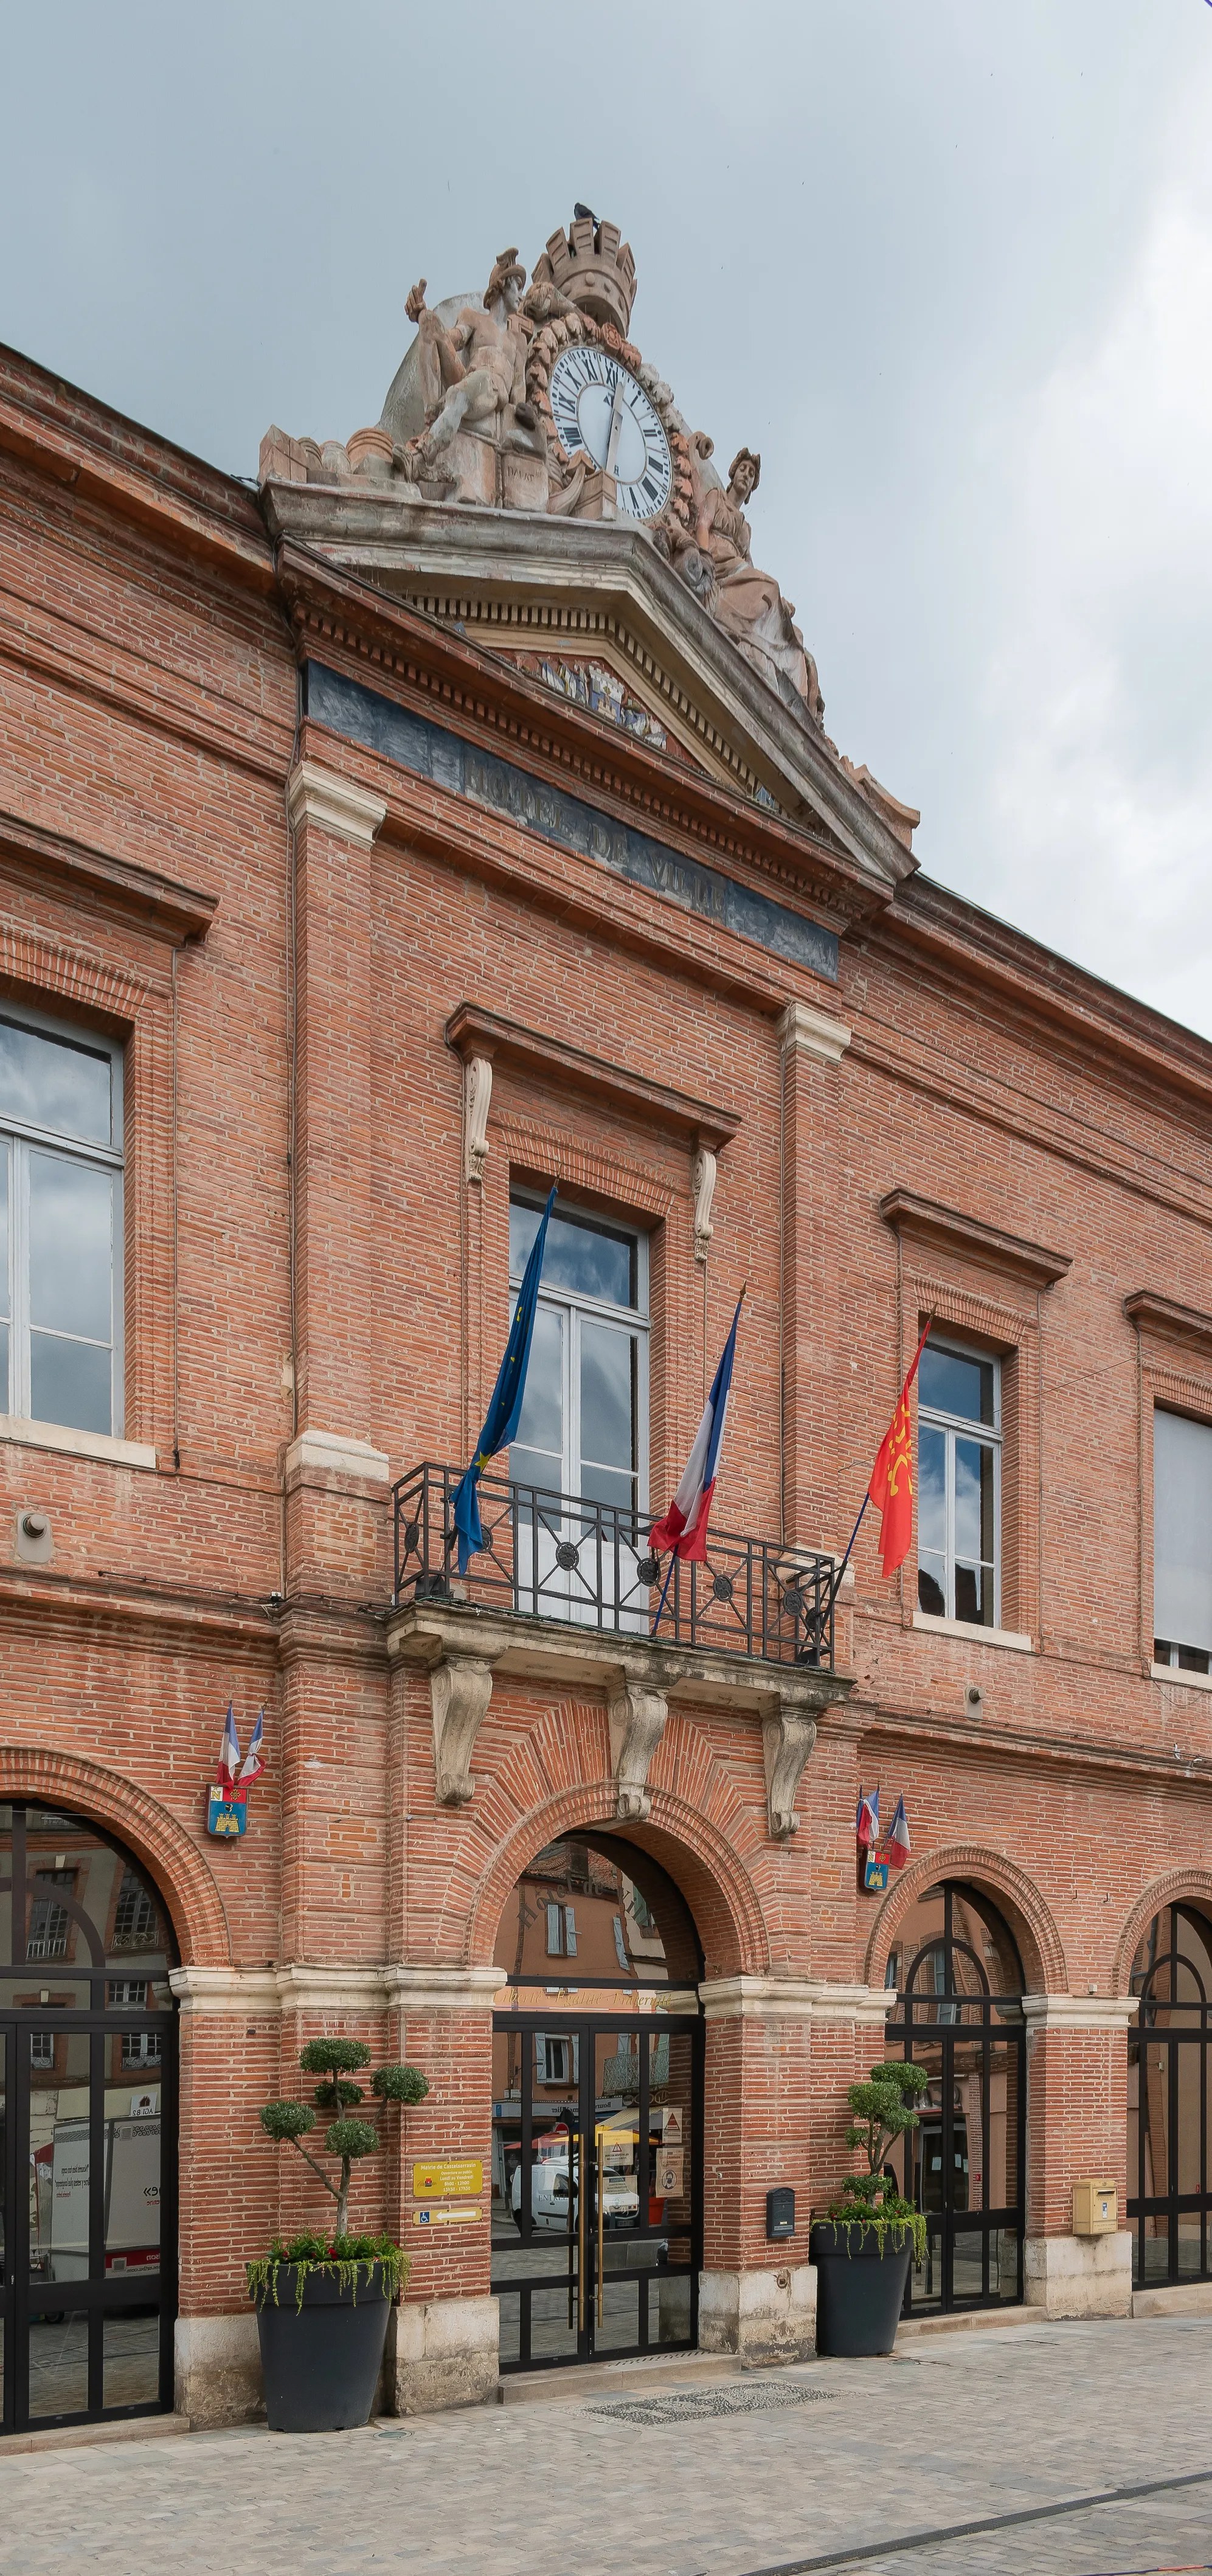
490;1830;704;2373
884;1882;1026;2315
0;1800;178;2431
1129;1903;1212;2289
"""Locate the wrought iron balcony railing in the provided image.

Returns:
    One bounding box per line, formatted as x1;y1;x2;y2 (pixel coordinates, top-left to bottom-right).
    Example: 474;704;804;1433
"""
390;1462;836;1670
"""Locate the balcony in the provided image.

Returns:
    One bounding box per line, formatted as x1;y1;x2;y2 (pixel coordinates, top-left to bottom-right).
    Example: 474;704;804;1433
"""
391;1460;837;1669
387;1465;852;1838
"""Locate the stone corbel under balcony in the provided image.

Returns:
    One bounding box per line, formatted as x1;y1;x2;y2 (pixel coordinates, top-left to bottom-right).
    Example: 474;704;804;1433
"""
387;1598;851;1827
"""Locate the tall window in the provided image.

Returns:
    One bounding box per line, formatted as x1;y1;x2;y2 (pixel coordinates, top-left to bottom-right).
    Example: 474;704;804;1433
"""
508;1198;648;1519
1154;1409;1212;1675
0;1009;124;1436
917;1338;1000;1628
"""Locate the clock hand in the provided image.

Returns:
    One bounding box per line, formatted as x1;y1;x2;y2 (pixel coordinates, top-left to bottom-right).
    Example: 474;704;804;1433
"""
604;374;626;477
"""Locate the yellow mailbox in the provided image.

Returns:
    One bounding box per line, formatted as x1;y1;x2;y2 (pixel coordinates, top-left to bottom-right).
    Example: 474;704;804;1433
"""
1072;2178;1117;2236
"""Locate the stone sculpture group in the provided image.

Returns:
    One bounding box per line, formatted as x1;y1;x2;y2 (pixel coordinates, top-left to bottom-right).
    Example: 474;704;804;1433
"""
262;214;821;720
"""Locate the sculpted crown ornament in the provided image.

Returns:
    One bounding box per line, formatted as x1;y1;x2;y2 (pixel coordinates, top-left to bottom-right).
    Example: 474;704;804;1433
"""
257;208;823;724
530;211;637;336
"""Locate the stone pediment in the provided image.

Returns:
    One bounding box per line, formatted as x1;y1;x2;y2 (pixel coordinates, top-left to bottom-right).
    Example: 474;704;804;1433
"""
259;209;919;881
262;481;913;890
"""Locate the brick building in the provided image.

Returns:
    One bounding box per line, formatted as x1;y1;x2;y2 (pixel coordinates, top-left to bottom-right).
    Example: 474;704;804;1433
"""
1;214;1210;2432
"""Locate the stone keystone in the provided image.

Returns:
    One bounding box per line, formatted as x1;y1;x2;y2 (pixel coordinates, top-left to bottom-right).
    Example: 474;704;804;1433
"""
608;1682;669;1822
762;1702;818;1840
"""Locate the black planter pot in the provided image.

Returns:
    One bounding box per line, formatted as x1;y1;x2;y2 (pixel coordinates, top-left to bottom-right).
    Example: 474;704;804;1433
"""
251;2262;392;2432
809;2222;913;2358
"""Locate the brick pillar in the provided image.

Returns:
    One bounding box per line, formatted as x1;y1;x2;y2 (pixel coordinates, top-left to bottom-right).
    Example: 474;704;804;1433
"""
778;1001;853;1554
698;1976;892;2361
285;759;390;1595
1022;1994;1135;2317
383;1965;504;2415
169;1969;285;2426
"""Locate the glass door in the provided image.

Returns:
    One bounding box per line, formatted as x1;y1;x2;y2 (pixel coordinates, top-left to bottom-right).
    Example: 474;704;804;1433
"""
1129;1904;1212;2287
883;1881;1025;2314
491;2010;702;2371
0;1802;178;2430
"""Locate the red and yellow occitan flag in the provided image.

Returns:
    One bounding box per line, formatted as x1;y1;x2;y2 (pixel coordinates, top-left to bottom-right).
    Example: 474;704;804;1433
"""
867;1320;932;1577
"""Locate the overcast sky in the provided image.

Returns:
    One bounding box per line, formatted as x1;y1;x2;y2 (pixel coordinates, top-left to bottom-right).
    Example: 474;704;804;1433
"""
4;2;1211;1036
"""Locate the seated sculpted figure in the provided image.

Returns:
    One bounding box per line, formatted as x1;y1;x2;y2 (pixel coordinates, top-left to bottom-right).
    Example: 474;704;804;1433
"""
403;250;542;472
686;441;822;718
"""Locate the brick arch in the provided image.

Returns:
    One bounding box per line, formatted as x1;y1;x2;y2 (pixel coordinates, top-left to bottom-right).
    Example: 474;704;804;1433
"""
864;1842;1068;1994
0;1743;231;1967
449;1699;770;1981
1112;1870;1212;1997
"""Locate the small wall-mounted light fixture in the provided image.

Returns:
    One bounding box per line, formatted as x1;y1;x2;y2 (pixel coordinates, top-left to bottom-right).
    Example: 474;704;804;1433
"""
16;1508;52;1566
966;1684;983;1712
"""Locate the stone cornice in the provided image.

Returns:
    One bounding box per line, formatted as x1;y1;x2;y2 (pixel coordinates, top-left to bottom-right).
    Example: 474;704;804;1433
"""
879;1189;1072;1292
387;1595;853;1722
880;877;1212;1128
0;808;219;945
445;1002;740;1153
283;1426;391;1484
778;1001;853;1066
1124;1290;1212;1359
853;1679;1212;1789
274;543;901;928
0;344;274;591
1021;1993;1139;2033
701;1976;893;2025
170;1962;510;2015
286;760;386;846
387;1965;508;2013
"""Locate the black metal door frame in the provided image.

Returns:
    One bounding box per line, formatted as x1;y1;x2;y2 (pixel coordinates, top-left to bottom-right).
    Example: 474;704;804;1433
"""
887;2006;1027;2313
2;2004;178;2432
492;2008;704;2372
1129;2019;1210;2286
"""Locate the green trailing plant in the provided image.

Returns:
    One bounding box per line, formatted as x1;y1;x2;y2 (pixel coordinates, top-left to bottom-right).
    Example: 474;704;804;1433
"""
249;2040;429;2301
248;2231;407;2312
823;2059;929;2262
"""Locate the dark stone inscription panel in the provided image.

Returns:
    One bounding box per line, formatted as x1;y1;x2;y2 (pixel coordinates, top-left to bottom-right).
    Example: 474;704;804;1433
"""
305;662;838;983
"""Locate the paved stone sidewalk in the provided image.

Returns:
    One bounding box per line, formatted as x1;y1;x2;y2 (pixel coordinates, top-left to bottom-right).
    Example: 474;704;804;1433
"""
2;2317;1211;2576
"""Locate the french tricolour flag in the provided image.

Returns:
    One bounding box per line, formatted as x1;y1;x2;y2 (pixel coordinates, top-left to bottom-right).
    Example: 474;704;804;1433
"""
856;1786;880;1849
887;1794;911;1870
239;1709;266;1787
216;1703;240;1794
649;1291;744;1563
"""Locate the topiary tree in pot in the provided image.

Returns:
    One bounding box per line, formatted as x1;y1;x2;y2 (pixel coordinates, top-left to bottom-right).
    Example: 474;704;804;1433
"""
809;2060;929;2357
248;2038;430;2433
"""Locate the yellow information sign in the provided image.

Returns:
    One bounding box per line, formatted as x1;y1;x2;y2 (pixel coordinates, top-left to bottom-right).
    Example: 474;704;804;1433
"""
413;2204;482;2227
412;2157;483;2200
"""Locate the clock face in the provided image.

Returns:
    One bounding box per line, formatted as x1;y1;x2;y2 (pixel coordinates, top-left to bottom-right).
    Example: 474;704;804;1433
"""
549;346;673;521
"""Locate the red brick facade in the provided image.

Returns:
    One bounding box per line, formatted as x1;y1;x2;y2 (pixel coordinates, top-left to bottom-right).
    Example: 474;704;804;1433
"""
1;339;1210;2414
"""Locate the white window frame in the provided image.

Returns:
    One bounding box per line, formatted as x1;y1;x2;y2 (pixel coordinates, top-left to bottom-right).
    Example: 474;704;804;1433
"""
0;1001;125;1438
509;1197;649;1515
917;1338;1002;1630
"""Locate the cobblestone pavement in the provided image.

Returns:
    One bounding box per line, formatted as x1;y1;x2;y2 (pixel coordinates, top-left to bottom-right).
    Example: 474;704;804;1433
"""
4;2317;1212;2576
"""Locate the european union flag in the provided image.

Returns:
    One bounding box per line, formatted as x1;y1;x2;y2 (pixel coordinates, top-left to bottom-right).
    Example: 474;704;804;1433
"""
451;1186;556;1574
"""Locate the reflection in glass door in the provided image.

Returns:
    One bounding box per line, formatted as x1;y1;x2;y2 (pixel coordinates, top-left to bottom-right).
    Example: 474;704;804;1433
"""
0;1802;178;2429
883;1883;1025;2313
491;2011;702;2371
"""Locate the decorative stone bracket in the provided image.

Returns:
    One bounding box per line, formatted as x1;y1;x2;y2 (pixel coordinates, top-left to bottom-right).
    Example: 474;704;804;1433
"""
387;1598;851;1828
463;1055;493;1185
608;1682;669;1821
762;1706;817;1840
431;1651;497;1805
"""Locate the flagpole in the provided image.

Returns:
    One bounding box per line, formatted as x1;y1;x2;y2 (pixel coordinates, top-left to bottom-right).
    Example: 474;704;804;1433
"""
650;1552;676;1638
817;1313;936;1637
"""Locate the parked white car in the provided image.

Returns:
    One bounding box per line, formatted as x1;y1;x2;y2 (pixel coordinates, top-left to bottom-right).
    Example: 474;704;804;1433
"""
510;2156;641;2232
